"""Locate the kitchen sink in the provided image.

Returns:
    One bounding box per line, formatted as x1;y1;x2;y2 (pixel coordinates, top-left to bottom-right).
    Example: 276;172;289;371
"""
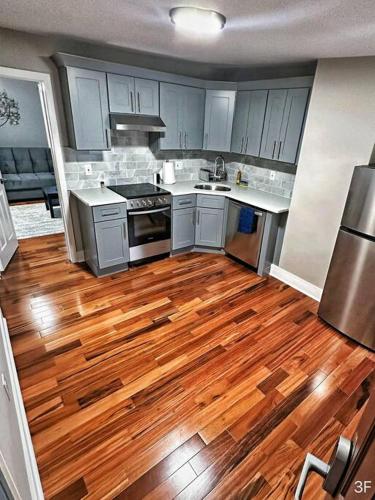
194;184;231;192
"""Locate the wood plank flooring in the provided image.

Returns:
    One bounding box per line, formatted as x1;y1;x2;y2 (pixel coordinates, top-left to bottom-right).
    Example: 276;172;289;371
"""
0;234;374;499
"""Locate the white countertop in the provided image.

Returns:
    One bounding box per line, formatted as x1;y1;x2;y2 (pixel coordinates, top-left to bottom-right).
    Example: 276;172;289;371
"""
71;187;127;206
160;181;290;213
71;182;290;213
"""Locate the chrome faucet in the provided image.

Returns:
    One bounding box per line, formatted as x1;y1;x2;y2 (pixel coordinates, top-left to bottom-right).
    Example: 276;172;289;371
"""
213;155;226;181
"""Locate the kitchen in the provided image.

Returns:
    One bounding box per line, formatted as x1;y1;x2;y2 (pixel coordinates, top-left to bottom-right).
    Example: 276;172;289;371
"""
0;2;375;500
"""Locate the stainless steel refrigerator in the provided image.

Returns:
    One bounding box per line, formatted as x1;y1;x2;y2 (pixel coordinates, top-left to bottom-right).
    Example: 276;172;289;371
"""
318;165;375;351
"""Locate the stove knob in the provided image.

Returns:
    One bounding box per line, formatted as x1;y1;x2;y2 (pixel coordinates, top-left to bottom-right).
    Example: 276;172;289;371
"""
129;201;134;208
163;197;168;204
141;200;147;207
136;200;141;207
157;197;162;205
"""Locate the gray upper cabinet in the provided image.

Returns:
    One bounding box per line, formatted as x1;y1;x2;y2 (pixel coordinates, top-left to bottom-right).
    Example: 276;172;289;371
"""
231;90;268;156
183;86;205;149
278;88;309;164
159;82;205;150
134;78;159;116
195;207;224;247
159;83;182;149
63;67;110;150
107;74;134;114
203;90;236;152
260;88;309;163
107;73;159;116
95;218;129;269
260;89;287;160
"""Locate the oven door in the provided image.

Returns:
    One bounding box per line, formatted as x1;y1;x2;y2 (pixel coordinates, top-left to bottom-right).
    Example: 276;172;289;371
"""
128;205;171;248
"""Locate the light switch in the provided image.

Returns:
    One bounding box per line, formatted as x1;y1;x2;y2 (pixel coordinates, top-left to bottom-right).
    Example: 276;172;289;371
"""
270;171;276;181
175;161;184;170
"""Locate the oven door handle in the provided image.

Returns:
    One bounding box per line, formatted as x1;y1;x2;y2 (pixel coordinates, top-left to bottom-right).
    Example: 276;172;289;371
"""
128;207;169;216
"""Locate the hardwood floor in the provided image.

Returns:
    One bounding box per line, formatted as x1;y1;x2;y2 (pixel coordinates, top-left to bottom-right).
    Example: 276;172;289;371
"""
0;234;374;500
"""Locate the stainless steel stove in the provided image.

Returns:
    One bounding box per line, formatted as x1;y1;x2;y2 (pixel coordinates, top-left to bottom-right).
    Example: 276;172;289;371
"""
107;183;171;263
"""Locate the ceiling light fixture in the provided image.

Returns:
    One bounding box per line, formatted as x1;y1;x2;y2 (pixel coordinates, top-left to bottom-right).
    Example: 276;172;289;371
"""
169;7;226;35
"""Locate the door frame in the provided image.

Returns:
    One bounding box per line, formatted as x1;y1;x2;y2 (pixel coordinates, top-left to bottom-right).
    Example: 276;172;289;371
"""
0;65;75;262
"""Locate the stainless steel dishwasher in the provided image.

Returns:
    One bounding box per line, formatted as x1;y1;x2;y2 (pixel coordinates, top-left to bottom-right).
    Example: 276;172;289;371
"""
224;200;265;268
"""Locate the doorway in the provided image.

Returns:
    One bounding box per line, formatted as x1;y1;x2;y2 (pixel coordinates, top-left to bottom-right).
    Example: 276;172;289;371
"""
0;66;75;271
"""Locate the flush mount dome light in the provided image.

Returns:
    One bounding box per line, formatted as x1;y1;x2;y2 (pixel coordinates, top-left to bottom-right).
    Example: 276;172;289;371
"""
169;7;226;35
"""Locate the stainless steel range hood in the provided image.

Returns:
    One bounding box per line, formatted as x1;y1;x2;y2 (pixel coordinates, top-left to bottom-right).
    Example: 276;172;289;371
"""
110;114;166;132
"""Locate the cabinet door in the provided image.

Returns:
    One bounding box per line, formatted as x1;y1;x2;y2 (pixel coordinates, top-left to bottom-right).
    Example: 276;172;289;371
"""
159;83;183;150
195;207;224;247
107;73;135;114
182;87;205;149
245;90;268;156
134;78;159;116
67;67;110;150
278;88;309;164
95;219;129;269
231;91;250;154
203;90;236;152
259;89;287;160
172;208;195;249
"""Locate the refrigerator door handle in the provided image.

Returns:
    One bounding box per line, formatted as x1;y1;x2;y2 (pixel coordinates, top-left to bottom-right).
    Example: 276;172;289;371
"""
295;436;352;499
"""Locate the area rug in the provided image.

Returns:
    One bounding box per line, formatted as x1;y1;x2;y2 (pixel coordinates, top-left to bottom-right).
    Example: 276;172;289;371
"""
10;202;64;239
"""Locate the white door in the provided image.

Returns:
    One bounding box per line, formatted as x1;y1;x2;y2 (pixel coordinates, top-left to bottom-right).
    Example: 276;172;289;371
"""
0;175;18;272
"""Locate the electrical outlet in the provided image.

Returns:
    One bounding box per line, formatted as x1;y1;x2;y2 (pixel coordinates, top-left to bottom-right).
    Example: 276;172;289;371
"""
84;164;92;176
270;171;276;181
175;161;184;170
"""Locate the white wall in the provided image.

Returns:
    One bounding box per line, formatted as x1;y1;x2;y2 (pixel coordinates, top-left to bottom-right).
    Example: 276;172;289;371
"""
0;77;48;147
280;57;375;289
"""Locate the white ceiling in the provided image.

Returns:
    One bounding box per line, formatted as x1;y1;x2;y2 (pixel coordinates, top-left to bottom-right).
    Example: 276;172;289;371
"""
1;0;375;66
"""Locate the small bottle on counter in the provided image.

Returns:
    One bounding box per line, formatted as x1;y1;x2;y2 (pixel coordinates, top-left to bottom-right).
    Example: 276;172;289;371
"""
236;169;242;185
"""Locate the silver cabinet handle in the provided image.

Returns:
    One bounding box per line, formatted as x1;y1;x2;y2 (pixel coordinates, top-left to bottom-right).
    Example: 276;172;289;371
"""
130;91;134;113
204;133;208;149
192;209;196;225
137;92;141;113
295;436;352;499
1;373;11;401
179;131;182;149
254;211;263;217
184;131;187;149
197;209;200;225
277;140;282;159
245;136;249;153
240;137;244;153
272;140;277;158
106;128;112;149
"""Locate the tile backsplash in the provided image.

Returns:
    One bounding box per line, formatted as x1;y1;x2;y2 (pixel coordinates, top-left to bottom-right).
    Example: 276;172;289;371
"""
63;132;295;198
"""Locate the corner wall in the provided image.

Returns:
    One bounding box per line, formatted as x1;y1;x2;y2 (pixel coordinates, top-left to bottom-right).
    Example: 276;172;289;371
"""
279;57;375;289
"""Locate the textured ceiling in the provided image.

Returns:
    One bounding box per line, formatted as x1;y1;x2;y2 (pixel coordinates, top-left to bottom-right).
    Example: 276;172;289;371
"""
0;0;375;66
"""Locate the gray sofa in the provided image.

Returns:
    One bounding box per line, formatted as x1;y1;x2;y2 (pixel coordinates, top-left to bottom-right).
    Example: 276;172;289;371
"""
0;147;55;201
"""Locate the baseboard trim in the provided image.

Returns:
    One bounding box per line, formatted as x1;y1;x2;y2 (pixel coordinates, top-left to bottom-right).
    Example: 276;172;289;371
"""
270;264;323;302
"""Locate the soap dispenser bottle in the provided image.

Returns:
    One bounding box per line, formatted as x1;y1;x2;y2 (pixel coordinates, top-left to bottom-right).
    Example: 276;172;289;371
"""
236;169;242;185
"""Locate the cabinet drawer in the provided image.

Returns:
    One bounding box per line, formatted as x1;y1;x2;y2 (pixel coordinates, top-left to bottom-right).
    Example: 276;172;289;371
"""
197;194;225;209
173;194;196;209
93;203;127;222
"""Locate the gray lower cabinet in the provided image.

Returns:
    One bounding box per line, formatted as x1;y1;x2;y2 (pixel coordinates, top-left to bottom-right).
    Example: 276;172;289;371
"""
107;73;159;116
95;219;129;268
61;67;110;150
203;90;236;152
260;88;309;163
75;198;129;276
195;207;224;247
172;207;195;250
159;82;205;150
231;90;268;156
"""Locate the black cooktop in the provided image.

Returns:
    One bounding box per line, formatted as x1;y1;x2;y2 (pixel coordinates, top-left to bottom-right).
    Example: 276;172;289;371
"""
107;183;170;199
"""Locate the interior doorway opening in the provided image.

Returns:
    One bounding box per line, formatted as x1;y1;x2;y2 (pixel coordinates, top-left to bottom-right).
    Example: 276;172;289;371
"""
0;65;75;272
